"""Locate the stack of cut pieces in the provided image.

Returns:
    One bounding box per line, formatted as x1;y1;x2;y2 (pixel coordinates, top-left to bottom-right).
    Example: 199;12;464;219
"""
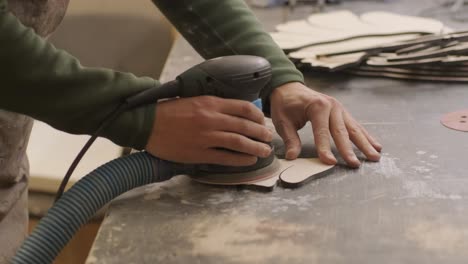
271;11;468;82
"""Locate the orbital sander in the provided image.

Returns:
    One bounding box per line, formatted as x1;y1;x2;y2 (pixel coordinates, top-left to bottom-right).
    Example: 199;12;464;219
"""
128;55;280;186
56;55;279;200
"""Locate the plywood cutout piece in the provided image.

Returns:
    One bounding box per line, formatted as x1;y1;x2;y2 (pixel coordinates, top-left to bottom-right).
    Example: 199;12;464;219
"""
190;158;282;186
273;10;468;83
190;158;335;191
279;159;335;188
301;52;367;71
271;11;449;51
347;68;468;82
359;11;446;34
244;174;280;192
306;11;364;29
289;34;421;60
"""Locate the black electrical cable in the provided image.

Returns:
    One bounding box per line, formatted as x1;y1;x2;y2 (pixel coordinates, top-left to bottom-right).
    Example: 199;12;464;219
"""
54;102;128;202
54;79;181;202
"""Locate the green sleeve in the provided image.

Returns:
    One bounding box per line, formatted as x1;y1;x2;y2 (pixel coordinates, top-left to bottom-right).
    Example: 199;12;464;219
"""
152;0;304;113
0;0;157;150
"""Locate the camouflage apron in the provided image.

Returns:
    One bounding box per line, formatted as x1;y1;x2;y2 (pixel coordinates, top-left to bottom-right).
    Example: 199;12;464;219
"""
0;1;69;262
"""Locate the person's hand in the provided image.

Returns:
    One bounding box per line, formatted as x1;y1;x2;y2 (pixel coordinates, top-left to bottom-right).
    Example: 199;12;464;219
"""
270;82;382;168
145;96;273;166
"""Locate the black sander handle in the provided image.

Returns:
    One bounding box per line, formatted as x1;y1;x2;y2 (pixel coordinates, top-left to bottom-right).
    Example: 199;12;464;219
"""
125;55;272;109
177;55;272;101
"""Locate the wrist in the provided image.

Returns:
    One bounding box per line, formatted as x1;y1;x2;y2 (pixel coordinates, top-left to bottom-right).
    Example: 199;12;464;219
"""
271;81;303;98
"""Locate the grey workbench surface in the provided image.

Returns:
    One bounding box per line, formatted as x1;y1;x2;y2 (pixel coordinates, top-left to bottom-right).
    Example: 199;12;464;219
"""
87;1;468;263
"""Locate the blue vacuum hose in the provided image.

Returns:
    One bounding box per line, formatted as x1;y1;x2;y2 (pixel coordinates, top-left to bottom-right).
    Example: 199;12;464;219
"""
12;152;168;264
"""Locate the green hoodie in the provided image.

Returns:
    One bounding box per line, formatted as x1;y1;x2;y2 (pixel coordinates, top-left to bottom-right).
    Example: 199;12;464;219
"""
0;0;304;150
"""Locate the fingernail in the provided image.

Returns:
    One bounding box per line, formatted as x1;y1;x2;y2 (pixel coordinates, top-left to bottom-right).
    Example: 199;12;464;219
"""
285;150;295;160
376;144;383;152
263;145;272;157
371;153;381;162
327;153;336;161
267;131;274;142
368;148;381;160
351;157;361;167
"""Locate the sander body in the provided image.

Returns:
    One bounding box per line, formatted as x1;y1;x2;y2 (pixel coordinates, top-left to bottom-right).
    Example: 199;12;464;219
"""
56;55;277;200
126;55;277;182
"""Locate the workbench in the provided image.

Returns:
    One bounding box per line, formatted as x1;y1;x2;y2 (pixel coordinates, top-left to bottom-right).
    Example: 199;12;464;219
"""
87;1;468;263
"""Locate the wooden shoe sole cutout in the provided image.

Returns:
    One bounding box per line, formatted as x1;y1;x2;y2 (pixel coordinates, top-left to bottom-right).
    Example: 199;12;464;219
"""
272;10;468;83
190;158;335;191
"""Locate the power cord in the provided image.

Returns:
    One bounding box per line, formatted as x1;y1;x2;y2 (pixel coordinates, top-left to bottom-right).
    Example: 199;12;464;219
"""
54;102;128;202
54;79;181;202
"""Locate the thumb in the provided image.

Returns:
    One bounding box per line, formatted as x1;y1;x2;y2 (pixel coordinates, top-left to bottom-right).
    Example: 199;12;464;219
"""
275;119;301;160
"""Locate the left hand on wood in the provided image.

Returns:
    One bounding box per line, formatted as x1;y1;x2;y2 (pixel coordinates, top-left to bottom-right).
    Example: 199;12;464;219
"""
269;82;382;168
